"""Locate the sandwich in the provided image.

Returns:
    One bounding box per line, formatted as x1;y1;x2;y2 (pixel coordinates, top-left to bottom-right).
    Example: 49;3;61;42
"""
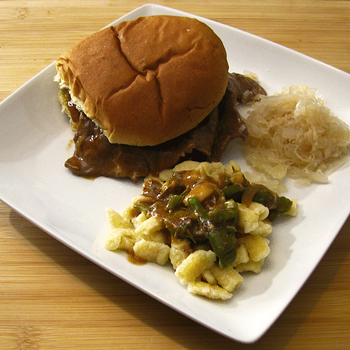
55;15;265;181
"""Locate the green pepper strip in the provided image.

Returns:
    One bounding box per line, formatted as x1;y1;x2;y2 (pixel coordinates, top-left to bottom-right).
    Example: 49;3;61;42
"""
206;229;237;268
242;185;293;220
241;184;268;207
252;190;275;208
221;184;242;198
276;196;293;213
188;197;209;224
208;206;238;226
188;197;237;267
253;191;293;214
166;194;183;211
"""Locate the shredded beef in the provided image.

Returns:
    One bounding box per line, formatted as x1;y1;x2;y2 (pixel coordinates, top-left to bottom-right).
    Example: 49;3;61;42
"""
64;73;266;181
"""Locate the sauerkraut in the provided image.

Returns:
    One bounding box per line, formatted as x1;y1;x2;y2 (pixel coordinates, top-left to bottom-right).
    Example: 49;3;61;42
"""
242;85;350;185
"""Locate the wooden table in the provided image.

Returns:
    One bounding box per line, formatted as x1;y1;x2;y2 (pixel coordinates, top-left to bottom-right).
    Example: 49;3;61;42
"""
1;1;349;348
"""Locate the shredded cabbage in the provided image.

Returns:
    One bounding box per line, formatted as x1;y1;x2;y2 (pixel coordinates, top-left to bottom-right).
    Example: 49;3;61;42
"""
242;85;350;185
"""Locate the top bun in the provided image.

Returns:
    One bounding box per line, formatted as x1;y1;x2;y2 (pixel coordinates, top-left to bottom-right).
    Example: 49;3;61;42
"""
56;15;229;146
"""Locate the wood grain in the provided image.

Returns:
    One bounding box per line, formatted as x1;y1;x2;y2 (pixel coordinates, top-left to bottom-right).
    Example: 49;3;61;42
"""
1;1;349;348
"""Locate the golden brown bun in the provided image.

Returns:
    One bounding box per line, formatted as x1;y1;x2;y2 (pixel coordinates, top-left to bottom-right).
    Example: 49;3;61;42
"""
56;15;229;146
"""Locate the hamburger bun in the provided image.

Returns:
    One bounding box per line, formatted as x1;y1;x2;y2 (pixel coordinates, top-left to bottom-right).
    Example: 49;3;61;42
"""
55;15;229;146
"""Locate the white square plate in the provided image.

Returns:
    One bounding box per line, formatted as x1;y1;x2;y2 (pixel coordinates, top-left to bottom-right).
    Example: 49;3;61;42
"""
1;4;349;344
